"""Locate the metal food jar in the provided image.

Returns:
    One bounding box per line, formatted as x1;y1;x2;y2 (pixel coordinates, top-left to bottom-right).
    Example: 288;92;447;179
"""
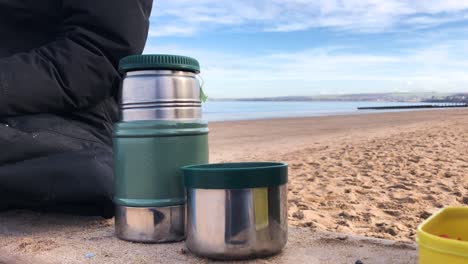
182;162;288;260
114;55;209;243
119;54;202;122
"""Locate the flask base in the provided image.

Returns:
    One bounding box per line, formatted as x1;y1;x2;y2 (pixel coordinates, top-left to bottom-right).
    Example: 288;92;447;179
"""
115;205;185;243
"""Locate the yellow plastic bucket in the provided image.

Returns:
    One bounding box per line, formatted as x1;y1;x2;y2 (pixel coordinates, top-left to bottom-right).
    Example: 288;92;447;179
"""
417;207;468;264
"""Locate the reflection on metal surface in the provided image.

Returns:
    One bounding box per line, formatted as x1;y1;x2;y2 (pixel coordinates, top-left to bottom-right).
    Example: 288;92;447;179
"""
115;205;185;243
186;185;288;259
120;70;201;121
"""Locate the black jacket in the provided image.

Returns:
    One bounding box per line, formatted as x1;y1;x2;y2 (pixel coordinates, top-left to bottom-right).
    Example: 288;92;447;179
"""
0;0;152;143
0;0;153;217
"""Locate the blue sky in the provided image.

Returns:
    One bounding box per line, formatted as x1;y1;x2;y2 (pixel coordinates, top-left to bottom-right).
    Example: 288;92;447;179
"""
145;1;468;98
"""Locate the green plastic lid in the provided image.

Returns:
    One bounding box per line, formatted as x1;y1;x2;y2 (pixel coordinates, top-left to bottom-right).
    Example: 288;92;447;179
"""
119;54;200;73
183;162;288;189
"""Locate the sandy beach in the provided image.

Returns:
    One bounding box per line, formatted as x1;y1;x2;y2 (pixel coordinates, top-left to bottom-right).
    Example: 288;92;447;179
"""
209;108;468;242
1;108;467;263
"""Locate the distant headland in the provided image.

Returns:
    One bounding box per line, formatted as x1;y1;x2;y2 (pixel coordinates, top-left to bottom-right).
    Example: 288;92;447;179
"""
209;92;468;103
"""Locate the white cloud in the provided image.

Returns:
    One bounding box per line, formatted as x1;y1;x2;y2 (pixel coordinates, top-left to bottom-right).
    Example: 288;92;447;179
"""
150;0;468;36
144;40;468;97
144;1;468;97
148;25;198;37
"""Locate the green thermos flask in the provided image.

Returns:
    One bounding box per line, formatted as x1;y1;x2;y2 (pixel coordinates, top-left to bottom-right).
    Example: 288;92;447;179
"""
113;55;209;243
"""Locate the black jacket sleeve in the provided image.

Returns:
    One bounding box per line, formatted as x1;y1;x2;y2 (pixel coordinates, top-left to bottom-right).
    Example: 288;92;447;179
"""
0;0;152;116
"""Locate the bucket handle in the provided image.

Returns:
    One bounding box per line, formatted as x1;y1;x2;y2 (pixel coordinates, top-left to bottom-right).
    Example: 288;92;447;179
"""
196;75;208;103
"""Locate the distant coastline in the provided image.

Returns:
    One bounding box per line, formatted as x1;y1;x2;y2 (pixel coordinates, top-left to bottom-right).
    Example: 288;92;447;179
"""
209;92;468;103
201;100;463;122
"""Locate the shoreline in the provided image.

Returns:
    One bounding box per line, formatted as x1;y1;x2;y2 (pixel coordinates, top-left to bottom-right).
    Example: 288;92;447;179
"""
207;107;463;124
202;101;465;123
209;108;468;162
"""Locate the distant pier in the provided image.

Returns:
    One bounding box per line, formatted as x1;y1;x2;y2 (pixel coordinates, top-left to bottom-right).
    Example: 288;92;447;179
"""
358;103;468;110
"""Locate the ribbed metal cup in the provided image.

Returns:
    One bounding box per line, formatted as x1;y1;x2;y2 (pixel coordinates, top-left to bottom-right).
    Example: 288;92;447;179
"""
185;185;288;259
182;162;288;259
120;70;201;122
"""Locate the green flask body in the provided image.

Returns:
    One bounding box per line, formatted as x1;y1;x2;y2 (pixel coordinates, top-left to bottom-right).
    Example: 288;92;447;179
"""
113;120;208;243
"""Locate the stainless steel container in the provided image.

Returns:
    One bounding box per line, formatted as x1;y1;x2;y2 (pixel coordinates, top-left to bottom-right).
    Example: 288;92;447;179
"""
120;70;201;121
183;162;288;260
114;54;208;243
119;55;202;122
115;205;185;243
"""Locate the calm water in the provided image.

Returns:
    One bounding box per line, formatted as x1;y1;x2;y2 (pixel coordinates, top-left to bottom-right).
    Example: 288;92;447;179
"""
202;101;439;122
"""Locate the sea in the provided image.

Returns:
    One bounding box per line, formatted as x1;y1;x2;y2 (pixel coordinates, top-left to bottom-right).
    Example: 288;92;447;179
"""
202;101;442;122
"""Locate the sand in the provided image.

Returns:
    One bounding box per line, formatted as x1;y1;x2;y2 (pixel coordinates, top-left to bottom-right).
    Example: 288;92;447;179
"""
1;108;468;263
209;108;468;242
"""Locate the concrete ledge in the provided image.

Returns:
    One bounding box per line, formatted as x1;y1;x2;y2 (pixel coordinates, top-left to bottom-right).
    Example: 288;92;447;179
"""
0;210;417;264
